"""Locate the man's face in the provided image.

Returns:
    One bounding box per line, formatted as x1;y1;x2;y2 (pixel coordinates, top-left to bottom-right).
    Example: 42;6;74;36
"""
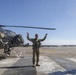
35;34;38;39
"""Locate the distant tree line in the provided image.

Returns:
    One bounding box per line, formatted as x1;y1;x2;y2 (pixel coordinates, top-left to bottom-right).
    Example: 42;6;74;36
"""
22;43;76;47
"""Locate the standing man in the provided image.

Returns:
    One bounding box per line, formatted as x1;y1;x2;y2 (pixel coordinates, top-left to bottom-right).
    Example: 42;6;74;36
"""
27;32;47;67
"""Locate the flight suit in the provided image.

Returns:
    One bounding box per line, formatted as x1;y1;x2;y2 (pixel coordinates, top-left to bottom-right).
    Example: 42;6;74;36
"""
27;35;47;65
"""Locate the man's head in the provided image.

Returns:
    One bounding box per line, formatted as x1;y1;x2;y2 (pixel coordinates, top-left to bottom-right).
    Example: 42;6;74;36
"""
35;34;38;39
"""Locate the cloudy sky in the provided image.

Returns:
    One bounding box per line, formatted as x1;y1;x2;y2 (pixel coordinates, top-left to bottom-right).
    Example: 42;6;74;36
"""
0;0;76;45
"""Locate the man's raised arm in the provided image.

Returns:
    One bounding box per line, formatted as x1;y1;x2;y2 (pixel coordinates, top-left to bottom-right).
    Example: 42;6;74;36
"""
39;33;48;41
27;32;31;41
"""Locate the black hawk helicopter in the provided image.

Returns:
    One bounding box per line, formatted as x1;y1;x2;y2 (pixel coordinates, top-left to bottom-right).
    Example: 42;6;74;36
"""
0;24;56;56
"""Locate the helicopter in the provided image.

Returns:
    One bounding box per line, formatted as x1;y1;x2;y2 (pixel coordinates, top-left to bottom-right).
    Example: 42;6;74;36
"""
0;27;24;56
0;24;56;56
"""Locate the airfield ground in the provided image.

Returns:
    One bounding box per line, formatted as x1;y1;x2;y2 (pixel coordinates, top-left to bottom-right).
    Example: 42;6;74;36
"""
0;47;76;75
1;46;75;58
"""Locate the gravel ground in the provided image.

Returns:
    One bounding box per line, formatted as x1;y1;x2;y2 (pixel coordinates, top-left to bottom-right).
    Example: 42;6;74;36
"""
0;46;76;58
0;47;76;75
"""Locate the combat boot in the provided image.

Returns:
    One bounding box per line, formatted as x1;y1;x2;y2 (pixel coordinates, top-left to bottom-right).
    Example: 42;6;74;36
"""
36;63;40;66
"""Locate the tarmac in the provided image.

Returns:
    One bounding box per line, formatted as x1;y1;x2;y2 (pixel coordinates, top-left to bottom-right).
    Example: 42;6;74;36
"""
0;47;76;75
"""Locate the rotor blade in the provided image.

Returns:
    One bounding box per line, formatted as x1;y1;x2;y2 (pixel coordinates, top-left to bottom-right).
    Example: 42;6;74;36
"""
0;25;56;30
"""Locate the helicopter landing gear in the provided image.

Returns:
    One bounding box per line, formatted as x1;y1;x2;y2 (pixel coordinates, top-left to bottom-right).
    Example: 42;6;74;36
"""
4;44;11;56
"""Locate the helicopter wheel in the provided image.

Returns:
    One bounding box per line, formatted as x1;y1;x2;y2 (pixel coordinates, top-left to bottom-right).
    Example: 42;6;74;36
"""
4;43;11;56
4;52;10;57
6;53;10;56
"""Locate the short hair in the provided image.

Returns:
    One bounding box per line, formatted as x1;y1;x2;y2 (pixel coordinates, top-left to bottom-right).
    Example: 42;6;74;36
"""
35;34;38;36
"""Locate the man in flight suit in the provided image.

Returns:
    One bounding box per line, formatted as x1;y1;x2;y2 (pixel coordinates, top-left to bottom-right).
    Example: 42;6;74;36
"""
27;32;47;66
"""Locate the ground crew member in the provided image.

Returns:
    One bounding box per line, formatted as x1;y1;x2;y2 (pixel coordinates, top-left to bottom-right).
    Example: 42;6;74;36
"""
27;32;47;66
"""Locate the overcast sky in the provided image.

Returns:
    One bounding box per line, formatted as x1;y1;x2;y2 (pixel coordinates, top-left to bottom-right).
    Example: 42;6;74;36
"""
0;0;76;45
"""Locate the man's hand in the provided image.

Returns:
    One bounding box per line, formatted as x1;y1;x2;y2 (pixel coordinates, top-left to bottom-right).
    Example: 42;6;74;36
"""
27;32;29;36
45;33;48;36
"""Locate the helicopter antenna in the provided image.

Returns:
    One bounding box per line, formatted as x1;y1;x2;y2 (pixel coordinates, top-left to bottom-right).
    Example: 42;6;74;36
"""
0;25;56;30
